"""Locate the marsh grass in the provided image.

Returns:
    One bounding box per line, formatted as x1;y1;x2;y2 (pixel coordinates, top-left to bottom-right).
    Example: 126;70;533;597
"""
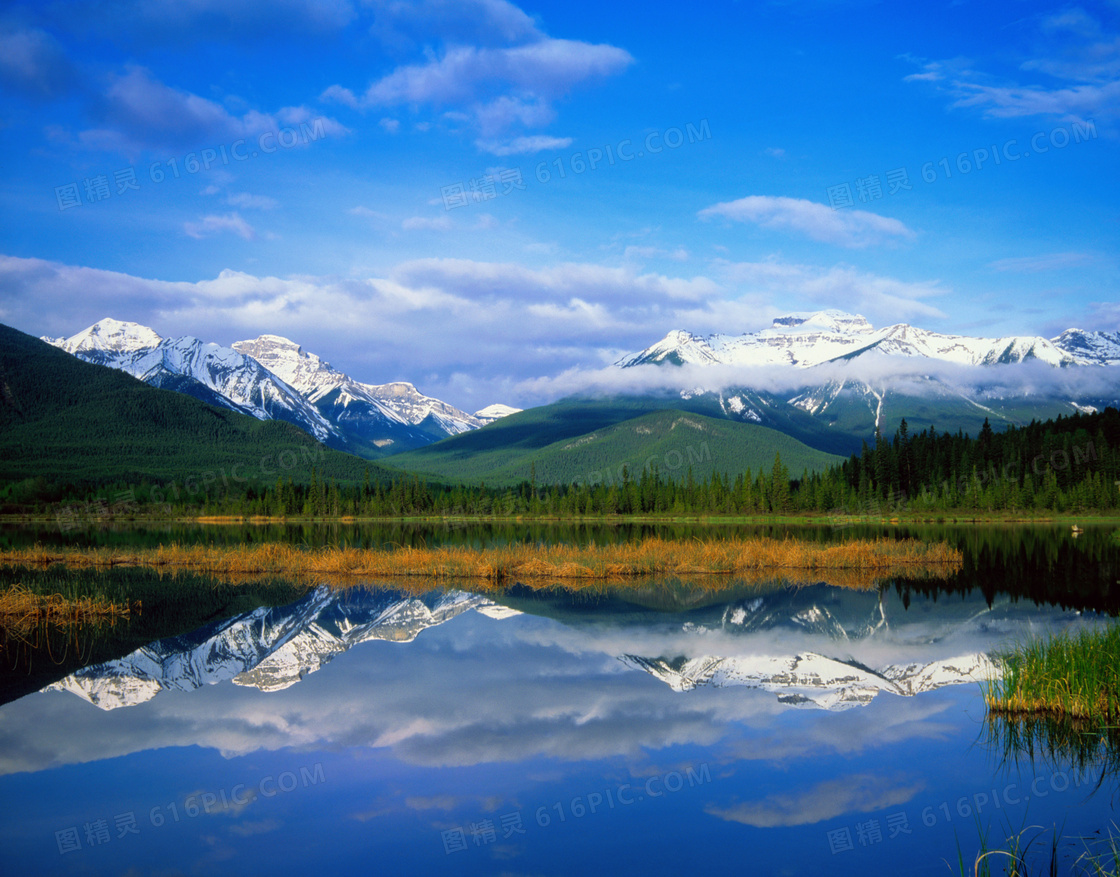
986;626;1120;723
958;822;1120;876
0;537;962;591
983;710;1120;790
0;582;135;636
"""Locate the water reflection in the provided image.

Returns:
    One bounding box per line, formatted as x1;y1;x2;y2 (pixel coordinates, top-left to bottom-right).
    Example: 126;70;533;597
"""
1;525;1117;876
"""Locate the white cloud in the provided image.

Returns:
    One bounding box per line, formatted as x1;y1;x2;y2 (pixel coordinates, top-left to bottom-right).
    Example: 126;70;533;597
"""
361;40;633;107
623;246;689;262
379;117;400;134
476;134;572;155
322;4;632;142
698;196;915;249
73;66;346;153
5;254;1054;413
401;215;454;231
988;252;1095;273
226;193;279;210
0;24;74;98
950;79;1120;120
713;259;946;323
706;773;924;828
183;212;256;240
904;12;1120;122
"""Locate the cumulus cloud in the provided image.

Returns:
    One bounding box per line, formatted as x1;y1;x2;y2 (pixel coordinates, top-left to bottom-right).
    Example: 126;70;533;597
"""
8;253;1104;413
713;259;946;323
72;66;346;153
698;196;915;249
401;215;454;231
322;1;632;143
987;252;1095;273
0;24;75;98
903;11;1120;122
368;0;542;50
0;580;1054;777
226;192;279;210
40;0;356;44
476;134;572;155
706;773;924;828
183;212;256;240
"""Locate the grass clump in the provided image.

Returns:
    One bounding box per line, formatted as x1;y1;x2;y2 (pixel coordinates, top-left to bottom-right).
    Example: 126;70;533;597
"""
0;537;962;590
959;823;1120;876
986;625;1120;723
0;582;136;635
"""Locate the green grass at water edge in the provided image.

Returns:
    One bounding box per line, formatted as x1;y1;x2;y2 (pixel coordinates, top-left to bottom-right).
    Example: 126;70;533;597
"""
988;625;1120;723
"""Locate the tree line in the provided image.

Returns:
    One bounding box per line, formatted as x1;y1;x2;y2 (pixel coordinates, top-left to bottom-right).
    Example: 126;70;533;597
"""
40;407;1117;520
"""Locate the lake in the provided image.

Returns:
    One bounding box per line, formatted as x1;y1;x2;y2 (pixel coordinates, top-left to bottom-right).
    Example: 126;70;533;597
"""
1;523;1117;875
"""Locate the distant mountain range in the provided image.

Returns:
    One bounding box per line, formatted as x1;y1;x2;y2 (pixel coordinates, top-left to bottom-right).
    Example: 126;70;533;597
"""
615;310;1120;439
45;319;519;458
618;309;1120;369
34;311;1120;484
43;582;1027;712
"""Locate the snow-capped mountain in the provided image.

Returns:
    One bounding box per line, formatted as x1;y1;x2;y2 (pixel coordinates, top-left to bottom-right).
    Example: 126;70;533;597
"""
232;334;485;449
618;309;1081;369
616;311;1120;438
45;586;517;710
620;652;993;710
1052;328;1120;366
46;319;517;455
48;319;339;443
43;578;1083;714
474;403;523;425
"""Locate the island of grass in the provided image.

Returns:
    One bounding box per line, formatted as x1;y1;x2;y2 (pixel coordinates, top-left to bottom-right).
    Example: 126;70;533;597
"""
0;537;962;590
986;625;1120;723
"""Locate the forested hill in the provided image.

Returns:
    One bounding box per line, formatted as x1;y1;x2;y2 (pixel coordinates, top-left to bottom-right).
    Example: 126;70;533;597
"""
0;323;386;502
819;409;1120;512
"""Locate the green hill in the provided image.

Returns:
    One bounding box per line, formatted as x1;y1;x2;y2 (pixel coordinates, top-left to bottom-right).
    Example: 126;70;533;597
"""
0;323;387;495
383;399;844;486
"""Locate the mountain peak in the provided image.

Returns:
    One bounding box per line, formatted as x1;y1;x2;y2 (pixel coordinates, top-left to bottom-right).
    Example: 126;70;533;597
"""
48;318;163;354
768;310;873;334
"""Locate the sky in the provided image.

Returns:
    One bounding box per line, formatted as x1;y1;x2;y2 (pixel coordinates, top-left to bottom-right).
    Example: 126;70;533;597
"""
0;0;1117;412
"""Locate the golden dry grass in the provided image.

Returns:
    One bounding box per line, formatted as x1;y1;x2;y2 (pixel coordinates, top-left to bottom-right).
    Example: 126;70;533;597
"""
0;537;962;592
0;582;136;635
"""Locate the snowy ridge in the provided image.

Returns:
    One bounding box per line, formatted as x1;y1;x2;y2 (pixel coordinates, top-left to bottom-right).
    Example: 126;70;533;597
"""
617;310;1083;370
46;319;518;453
619;651;993;710
474;403;523;425
233;334;493;437
49;322;338;441
44;587;515;709
614;310;1120;436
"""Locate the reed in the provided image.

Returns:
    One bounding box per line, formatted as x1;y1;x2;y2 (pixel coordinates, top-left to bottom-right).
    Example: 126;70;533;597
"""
0;582;136;635
0;537;962;590
957;823;1119;877
986;625;1120;723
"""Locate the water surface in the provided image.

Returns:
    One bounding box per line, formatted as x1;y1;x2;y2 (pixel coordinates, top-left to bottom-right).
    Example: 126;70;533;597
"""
1;524;1116;874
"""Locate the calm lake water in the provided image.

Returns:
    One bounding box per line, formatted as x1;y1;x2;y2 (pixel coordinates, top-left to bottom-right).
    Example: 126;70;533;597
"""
1;523;1117;875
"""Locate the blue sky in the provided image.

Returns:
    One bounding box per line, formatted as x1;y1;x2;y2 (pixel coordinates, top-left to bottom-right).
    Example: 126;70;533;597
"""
0;0;1116;411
